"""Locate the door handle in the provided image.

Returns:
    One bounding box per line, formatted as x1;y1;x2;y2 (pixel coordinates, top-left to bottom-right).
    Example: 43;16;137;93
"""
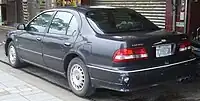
64;42;71;46
36;37;41;41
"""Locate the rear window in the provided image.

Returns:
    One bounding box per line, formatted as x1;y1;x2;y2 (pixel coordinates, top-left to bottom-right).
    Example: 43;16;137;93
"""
86;9;160;34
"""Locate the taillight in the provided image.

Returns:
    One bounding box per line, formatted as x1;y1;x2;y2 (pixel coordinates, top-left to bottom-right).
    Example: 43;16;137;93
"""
179;41;191;52
113;47;148;62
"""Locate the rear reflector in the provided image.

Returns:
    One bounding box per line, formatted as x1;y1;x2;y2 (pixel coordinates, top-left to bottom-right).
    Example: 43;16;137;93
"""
113;47;148;62
179;41;191;52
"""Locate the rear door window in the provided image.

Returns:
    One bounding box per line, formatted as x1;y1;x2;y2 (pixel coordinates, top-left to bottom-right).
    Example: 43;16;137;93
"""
67;16;78;35
48;11;73;35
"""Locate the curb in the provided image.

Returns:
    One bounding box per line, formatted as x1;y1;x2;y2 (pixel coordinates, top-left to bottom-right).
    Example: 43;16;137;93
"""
0;25;16;30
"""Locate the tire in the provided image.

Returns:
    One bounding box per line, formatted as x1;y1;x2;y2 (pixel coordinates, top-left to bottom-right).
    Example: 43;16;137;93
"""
8;41;23;68
67;57;95;97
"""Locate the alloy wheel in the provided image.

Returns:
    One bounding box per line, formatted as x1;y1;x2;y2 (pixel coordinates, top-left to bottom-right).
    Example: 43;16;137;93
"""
9;45;17;65
70;64;85;91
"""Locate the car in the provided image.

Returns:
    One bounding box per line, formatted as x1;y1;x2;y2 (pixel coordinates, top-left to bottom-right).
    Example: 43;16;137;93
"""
4;6;197;97
191;27;200;56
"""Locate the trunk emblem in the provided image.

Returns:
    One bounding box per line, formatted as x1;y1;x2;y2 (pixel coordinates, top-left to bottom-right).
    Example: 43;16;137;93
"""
132;43;143;47
153;39;167;46
161;39;167;42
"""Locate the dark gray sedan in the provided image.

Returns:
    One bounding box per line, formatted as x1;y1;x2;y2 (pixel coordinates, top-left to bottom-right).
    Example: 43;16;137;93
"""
4;6;197;97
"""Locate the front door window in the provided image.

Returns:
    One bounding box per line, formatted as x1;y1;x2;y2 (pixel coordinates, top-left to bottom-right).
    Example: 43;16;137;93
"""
27;11;55;33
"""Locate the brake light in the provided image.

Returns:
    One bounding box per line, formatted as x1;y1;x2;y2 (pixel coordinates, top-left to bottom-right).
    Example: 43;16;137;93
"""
179;41;191;52
113;47;148;62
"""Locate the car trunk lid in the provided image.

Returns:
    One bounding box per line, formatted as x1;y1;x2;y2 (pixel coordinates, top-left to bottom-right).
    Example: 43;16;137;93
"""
109;30;194;70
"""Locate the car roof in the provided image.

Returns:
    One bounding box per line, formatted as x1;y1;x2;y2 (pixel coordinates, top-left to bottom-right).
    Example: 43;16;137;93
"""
49;6;130;14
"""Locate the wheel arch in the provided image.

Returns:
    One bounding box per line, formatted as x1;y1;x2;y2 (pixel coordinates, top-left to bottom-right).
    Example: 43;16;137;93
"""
5;38;13;56
63;51;87;75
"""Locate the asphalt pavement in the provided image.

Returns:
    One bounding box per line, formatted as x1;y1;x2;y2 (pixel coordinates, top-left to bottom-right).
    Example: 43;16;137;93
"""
1;26;200;101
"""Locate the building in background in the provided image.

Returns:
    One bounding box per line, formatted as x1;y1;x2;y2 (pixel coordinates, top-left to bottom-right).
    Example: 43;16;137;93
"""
22;0;48;23
22;0;89;23
0;0;164;28
165;0;200;36
91;0;166;29
0;0;167;29
0;0;23;26
0;0;3;25
55;0;89;7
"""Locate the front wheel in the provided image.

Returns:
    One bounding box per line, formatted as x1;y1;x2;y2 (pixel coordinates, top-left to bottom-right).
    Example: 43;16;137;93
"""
8;41;23;68
67;57;95;97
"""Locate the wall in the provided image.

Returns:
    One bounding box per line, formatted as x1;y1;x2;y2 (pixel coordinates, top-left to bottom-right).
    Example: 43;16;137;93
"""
165;0;188;33
27;0;40;20
0;0;23;26
187;0;200;36
0;0;2;25
23;0;54;23
91;0;167;29
165;0;173;32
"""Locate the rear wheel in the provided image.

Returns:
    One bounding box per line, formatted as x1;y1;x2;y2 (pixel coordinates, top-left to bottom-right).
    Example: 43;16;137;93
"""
8;41;24;68
67;57;95;97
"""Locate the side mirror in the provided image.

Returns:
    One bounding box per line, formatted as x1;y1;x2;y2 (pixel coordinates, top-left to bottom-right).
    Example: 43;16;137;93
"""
17;24;26;30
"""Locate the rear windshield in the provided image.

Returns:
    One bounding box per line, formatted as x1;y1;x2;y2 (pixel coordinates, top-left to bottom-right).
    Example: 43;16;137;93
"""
86;9;160;34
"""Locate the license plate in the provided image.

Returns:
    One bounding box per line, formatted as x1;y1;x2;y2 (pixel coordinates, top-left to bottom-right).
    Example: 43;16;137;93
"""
156;44;172;57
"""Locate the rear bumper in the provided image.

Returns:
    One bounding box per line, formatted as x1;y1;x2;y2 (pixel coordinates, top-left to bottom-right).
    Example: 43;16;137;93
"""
88;58;197;92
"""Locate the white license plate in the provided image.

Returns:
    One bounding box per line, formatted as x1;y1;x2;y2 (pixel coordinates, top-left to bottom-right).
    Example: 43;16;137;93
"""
156;44;172;57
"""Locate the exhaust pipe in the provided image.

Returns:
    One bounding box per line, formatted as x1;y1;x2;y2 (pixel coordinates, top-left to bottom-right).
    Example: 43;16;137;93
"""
177;75;194;83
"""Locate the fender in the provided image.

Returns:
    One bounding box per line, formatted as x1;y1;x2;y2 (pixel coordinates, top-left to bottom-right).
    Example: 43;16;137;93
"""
5;31;18;56
62;44;92;78
63;47;88;65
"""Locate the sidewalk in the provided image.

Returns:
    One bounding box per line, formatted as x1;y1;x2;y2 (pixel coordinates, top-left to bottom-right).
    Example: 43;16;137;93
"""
0;26;16;31
0;67;63;101
0;26;64;101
